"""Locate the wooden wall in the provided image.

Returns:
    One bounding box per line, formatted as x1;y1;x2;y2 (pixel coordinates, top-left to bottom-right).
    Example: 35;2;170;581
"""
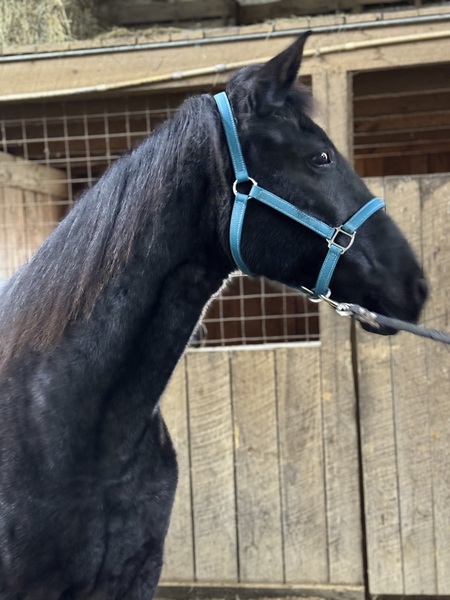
160;341;364;600
358;174;450;596
0;152;67;279
159;174;450;599
95;0;443;29
353;64;450;178
2;11;450;594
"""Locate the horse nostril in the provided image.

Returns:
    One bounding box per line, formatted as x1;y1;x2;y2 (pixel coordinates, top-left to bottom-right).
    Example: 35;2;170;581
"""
414;277;428;305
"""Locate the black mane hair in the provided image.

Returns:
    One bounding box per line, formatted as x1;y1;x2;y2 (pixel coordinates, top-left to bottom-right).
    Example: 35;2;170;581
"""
0;94;225;365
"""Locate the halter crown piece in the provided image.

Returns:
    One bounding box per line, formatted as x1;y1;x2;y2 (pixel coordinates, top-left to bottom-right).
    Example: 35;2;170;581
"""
214;91;385;300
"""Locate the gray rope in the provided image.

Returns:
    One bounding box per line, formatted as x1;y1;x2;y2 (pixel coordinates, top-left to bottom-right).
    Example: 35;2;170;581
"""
346;304;450;345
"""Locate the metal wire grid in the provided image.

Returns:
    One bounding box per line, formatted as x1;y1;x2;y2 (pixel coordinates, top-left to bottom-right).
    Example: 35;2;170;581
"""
0;92;319;346
196;275;319;347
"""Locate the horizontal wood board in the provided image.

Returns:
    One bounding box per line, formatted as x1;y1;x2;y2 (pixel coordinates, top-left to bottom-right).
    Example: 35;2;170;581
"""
96;0;442;28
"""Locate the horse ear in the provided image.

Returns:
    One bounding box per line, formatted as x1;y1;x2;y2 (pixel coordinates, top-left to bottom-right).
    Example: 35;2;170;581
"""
251;31;311;113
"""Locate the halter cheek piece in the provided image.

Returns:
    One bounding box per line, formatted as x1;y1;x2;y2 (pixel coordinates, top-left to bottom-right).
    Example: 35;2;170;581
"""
214;91;385;299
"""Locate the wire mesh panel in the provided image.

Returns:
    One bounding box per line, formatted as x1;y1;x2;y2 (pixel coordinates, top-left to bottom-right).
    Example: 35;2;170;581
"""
0;90;319;346
192;275;319;347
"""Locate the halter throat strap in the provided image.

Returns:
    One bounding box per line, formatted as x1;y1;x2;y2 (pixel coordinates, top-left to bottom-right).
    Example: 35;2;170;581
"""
214;91;385;298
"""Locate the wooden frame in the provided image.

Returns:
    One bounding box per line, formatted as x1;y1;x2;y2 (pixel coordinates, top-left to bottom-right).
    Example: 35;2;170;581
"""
2;5;450;102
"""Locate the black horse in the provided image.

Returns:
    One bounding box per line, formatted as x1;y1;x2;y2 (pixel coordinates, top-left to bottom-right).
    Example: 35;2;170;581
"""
0;34;426;599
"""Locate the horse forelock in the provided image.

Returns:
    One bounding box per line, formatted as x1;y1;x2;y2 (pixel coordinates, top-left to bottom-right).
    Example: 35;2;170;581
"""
0;94;223;365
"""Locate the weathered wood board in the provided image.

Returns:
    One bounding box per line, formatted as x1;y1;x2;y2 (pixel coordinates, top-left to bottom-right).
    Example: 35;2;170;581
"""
160;175;450;597
358;174;450;596
0;152;67;279
160;340;363;590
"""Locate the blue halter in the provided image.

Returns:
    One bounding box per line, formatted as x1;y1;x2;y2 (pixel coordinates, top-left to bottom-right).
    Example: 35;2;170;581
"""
214;91;385;299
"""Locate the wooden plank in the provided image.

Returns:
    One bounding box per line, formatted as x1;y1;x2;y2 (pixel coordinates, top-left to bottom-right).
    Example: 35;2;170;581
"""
390;333;436;595
238;0;422;24
358;177;403;595
0;186;8;280
354;139;450;160
355;128;450;151
187;351;237;582
353;63;450;99
358;330;403;594
384;177;422;259
384;178;436;595
315;67;363;586
11;187;28;271
22;189;44;265
155;581;365;600
325;69;353;159
354;90;450;119
354;109;450;134
0;152;67;198
275;345;328;584
359;175;450;595
319;306;363;585
362;177;384;202
312;71;330;132
323;28;450;75
4;18;450;99
160;358;195;582
420;175;450;594
231;350;283;583
1;187;27;276
96;0;233;26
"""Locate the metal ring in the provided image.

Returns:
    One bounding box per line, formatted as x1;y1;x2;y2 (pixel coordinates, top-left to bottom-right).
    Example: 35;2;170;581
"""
232;178;257;196
300;286;332;303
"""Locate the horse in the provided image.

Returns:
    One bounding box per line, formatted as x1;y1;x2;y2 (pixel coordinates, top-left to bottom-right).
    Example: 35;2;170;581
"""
0;33;427;599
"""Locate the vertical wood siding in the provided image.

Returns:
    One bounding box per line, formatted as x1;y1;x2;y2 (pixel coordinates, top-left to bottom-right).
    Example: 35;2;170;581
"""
358;174;450;596
161;339;363;589
161;174;450;597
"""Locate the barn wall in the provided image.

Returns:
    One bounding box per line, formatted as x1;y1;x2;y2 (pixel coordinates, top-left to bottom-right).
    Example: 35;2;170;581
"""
159;174;450;597
0;152;67;279
160;340;363;599
1;8;450;598
358;174;450;596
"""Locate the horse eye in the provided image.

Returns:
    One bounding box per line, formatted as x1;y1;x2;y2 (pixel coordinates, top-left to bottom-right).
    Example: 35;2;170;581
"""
312;151;332;167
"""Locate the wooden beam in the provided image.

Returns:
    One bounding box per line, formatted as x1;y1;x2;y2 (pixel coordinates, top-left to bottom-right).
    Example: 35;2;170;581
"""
0;152;67;198
312;69;364;588
96;0;236;27
155;581;365;600
238;0;430;25
353;63;450;98
3;14;450;100
354;89;450;118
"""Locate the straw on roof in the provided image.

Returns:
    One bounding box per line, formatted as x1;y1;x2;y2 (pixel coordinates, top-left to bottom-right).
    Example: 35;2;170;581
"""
0;0;100;47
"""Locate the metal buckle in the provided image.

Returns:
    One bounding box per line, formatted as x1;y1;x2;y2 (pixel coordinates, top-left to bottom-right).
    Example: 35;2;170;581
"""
327;226;355;253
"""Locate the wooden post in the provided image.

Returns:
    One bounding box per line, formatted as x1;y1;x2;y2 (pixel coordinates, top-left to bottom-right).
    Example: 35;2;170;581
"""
312;69;364;586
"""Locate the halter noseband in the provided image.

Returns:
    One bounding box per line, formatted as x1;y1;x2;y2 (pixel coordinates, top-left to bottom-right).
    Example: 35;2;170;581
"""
214;91;385;299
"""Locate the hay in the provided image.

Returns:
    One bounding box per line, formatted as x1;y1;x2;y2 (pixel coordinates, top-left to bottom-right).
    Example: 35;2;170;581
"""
0;0;100;47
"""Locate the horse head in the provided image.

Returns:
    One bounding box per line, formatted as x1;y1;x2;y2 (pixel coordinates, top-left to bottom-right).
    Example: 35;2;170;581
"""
217;32;427;333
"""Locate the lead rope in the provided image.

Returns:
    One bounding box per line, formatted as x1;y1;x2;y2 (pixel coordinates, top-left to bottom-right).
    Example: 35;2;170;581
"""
305;289;450;345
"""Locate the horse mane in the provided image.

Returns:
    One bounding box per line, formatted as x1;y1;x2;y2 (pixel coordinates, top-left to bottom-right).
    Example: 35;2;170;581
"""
0;93;222;364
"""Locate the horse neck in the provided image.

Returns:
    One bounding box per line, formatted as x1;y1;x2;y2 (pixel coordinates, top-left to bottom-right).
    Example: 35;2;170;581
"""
2;108;231;415
61;156;228;404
